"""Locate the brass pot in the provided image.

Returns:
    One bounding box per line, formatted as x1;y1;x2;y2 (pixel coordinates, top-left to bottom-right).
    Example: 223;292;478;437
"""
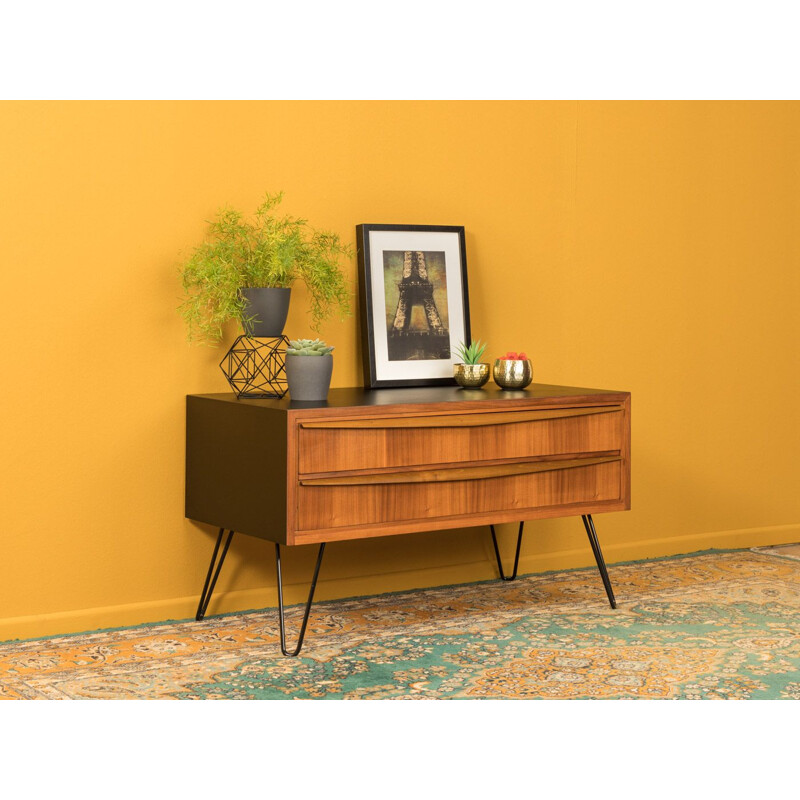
493;359;532;390
454;363;490;388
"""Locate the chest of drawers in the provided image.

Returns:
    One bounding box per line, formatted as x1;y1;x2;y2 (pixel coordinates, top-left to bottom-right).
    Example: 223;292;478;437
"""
187;384;630;542
185;383;631;655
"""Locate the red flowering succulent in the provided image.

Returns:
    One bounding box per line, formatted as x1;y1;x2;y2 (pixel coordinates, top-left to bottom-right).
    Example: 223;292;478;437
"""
500;351;528;360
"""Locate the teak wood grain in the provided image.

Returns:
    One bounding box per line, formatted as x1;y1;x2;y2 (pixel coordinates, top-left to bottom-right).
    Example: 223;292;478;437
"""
298;407;625;475
295;459;623;533
184;385;631;546
299;456;621;486
298;406;619;429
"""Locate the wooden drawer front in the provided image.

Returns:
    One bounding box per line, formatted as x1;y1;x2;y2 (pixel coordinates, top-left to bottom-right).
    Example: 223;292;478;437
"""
296;458;622;531
298;407;624;475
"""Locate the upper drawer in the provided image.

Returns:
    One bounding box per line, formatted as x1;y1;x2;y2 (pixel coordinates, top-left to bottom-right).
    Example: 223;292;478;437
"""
297;406;625;475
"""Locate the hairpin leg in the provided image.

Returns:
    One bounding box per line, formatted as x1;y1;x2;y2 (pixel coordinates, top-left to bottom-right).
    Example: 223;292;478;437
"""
196;528;235;621
581;514;617;608
489;521;525;581
275;543;326;657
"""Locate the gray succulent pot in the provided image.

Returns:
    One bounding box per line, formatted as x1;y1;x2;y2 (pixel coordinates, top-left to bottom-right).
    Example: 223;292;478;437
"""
286;354;333;401
240;287;291;337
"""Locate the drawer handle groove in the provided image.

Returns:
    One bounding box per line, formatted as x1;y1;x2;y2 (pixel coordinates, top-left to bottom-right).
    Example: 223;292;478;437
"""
299;407;621;430
299;456;621;486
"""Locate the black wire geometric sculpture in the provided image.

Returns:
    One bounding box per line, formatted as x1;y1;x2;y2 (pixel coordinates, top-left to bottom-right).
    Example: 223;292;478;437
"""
219;335;289;399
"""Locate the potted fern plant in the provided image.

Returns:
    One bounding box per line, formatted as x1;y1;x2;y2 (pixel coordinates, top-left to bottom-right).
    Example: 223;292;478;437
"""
453;339;490;387
285;338;335;401
179;192;352;342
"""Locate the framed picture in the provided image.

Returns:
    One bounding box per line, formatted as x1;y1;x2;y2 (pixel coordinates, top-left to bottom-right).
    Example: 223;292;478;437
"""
356;224;471;388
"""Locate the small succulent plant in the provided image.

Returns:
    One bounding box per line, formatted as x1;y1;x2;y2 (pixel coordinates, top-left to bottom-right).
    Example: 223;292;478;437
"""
455;339;487;365
499;350;528;361
286;338;334;356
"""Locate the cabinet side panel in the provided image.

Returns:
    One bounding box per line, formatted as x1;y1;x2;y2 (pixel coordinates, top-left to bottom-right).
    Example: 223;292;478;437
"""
185;397;287;543
619;393;631;510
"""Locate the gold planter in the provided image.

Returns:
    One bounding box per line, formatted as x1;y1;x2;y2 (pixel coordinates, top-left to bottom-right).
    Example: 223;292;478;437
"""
493;359;533;390
454;363;490;388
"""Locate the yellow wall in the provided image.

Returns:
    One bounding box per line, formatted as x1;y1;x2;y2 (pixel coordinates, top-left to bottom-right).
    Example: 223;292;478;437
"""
1;101;798;640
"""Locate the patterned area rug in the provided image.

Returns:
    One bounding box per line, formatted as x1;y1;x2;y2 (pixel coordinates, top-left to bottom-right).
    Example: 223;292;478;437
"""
2;549;800;699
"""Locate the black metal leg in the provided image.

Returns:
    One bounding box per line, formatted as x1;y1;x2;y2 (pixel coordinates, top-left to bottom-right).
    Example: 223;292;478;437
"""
275;543;326;657
489;521;525;581
196;528;235;621
581;514;617;608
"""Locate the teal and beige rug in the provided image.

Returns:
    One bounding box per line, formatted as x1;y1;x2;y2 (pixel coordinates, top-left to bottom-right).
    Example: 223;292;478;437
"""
2;549;800;699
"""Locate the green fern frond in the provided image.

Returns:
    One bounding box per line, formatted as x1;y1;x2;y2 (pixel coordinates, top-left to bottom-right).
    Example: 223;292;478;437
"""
178;192;353;344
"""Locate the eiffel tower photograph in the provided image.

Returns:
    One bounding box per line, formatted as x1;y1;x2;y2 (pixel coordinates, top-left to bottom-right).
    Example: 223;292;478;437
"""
384;250;451;361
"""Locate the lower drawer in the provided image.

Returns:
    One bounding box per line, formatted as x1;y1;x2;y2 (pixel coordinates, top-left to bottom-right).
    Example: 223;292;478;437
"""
296;458;623;532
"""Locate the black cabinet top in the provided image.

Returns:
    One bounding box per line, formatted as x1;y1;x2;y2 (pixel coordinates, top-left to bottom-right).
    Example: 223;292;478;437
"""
188;383;628;412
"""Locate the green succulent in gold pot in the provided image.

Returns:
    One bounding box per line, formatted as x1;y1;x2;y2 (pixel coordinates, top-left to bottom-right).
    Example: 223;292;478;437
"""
454;339;490;388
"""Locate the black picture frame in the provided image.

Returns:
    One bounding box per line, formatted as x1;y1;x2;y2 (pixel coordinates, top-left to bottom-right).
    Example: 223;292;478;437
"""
356;224;471;389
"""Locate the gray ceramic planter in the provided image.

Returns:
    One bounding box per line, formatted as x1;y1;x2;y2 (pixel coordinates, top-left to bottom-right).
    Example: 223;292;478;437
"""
286;354;333;401
240;287;291;337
